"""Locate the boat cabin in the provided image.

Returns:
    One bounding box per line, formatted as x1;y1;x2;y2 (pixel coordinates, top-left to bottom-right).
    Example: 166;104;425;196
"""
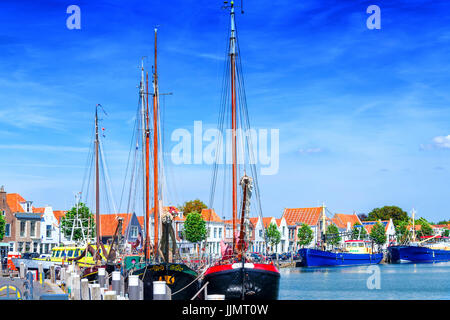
343;240;372;254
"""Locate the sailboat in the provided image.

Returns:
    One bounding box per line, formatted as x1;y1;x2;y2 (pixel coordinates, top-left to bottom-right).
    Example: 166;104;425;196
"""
70;105;120;281
129;29;200;300
388;209;450;263
201;1;280;300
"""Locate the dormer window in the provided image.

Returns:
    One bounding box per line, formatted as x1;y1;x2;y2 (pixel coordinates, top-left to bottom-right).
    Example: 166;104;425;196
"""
26;201;32;213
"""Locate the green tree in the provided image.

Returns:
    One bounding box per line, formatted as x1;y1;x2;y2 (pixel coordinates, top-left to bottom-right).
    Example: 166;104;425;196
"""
183;211;207;244
395;220;410;244
297;223;313;248
415;217;433;237
351;222;367;240
325;224;341;247
370;222;386;250
266;222;281;253
443;228;449;237
0;215;5;241
179;199;207;217
60;203;96;242
367;206;408;226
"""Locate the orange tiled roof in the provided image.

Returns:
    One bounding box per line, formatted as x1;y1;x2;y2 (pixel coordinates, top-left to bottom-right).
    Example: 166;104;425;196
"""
333;213;361;229
282;207;322;226
363;220;390;233
100;213;143;236
201;209;222;223
6;193;27;213
53;210;67;223
262;217;274;228
33;207;46;214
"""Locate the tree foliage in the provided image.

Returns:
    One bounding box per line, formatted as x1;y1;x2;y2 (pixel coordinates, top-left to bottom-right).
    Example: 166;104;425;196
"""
443;228;450;237
415;217;433;237
367;206;408;226
179;199;207;217
370;222;386;249
60;202;96;242
325;224;341;247
297;223;313;248
395;220;410;244
0;215;5;241
351;222;367;240
266;222;281;252
183;211;207;243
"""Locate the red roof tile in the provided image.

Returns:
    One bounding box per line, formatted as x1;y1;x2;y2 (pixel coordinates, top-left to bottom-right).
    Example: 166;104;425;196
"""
6;193;27;213
53;210;67;223
201;209;222;223
100;213;143;237
333;213;361;229
282;207;323;226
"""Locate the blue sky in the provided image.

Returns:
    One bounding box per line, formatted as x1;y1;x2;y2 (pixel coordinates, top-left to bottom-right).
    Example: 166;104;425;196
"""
0;0;449;222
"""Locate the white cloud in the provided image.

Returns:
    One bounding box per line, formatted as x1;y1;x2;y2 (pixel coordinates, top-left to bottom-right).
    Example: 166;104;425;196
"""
432;135;450;149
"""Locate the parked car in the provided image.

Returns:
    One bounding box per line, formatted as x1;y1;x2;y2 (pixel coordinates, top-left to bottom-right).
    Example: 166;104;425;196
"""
21;252;40;260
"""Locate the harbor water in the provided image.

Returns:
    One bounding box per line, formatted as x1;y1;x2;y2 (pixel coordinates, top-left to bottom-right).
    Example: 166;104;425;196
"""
279;262;450;300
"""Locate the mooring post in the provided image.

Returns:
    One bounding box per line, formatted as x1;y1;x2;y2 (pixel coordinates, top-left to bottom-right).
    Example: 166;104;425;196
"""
72;273;81;300
19;262;25;279
98;267;106;288
90;283;101;300
104;290;117;300
38;262;44;286
50;265;55;283
128;275;139;300
139;279;143;300
81;278;89;300
112;271;121;295
153;281;171;300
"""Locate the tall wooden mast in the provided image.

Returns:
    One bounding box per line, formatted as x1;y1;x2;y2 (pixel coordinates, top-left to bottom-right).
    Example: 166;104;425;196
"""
230;1;238;253
145;70;151;261
95;105;101;256
152;28;160;257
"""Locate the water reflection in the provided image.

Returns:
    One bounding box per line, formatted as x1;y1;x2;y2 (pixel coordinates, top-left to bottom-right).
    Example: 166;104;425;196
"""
279;262;450;300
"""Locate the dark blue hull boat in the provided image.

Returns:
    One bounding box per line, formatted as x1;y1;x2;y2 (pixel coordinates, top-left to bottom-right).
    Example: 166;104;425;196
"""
298;248;383;267
388;245;450;263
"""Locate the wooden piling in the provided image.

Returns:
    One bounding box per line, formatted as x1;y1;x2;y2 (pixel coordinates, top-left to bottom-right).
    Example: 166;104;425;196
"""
19;262;25;279
72;274;81;300
50;265;56;283
98;267;106;288
81;279;89;300
128;275;140;300
90;283;101;300
112;271;121;295
104;290;117;300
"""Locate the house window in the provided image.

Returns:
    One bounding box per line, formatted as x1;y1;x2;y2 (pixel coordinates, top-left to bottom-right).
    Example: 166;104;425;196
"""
46;225;52;238
130;226;138;238
20;221;26;237
259;230;262;237
218;228;222;239
5;224;10;237
30;221;36;237
25;242;30;252
9;243;14;252
214;228;217;239
18;242;23;252
33;242;38;253
282;226;285;236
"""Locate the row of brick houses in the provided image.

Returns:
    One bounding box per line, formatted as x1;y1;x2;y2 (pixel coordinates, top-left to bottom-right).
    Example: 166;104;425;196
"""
1;187;448;259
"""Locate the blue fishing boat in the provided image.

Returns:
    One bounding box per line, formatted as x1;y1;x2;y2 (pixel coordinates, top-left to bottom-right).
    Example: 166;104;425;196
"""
299;240;383;267
388;236;450;263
